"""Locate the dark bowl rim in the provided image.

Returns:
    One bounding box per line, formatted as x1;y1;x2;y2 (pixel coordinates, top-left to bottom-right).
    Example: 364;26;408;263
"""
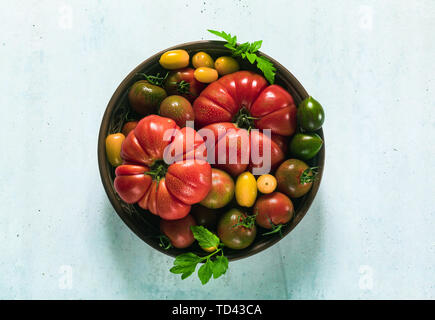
97;40;325;262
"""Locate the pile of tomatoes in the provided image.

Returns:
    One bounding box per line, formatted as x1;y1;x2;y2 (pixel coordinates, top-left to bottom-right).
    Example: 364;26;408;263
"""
105;47;324;252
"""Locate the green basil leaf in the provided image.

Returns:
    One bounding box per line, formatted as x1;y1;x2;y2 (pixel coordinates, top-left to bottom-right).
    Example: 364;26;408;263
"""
212;255;229;279
191;226;220;250
198;259;213;285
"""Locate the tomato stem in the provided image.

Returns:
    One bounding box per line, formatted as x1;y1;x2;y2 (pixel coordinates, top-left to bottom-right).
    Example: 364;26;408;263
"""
159;235;172;250
145;160;169;182
233;107;259;131
299;166;319;184
262;224;285;237
177;80;190;94
136;72;169;87
232;212;257;229
200;248;222;262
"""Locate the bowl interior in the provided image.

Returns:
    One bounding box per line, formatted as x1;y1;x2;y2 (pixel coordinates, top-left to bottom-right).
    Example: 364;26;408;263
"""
98;40;324;261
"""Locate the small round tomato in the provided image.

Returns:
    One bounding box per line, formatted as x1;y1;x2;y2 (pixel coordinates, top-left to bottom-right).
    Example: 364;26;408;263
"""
214;56;240;76
275;159;314;198
121;121;138;137
159;49;189;70
160;214;196;249
164;68;206;102
192;51;214;68
289;133;323;160
200;169;235;209
217;208;256;250
235;172;257;207
128;80;167;116
256;174;277;194
190;205;219;230
159;95;194;128
297;96;325;131
254;192;294;229
105;133;125;167
194;67;218;83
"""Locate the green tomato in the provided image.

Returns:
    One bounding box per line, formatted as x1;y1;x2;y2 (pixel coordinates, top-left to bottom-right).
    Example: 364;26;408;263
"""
289;133;323;160
128;80;167;116
217;208;256;250
297;96;325;131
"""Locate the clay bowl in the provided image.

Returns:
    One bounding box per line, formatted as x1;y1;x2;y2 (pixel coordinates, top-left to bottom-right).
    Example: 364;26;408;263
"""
97;40;325;261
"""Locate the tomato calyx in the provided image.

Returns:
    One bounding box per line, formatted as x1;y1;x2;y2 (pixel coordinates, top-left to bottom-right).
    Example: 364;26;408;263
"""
159;234;173;250
176;80;190;94
232;212;257;230
233;107;259;131
145;160;169;183
299;166;319;184
262;215;287;237
136;72;169;87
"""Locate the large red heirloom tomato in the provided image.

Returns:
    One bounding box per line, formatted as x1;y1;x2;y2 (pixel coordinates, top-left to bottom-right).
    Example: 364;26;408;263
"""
113;115;212;220
193;71;297;136
199;122;285;177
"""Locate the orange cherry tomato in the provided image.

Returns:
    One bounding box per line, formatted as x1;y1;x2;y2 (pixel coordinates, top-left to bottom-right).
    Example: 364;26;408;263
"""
257;174;277;194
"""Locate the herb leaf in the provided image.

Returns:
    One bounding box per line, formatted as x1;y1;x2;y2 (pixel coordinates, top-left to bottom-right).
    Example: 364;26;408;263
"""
212;255;229;279
191;226;220;250
208;29;237;46
170;252;201;280
170;226;230;284
208;29;276;84
198;259;214;285
256;56;276;84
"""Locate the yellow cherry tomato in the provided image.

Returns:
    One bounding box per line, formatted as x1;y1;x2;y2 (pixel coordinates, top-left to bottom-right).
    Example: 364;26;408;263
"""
202;245;218;253
256;174;277;194
105;133;125;167
194;67;219;83
214;56;240;76
192;51;214;68
235;172;257;207
159;49;189;70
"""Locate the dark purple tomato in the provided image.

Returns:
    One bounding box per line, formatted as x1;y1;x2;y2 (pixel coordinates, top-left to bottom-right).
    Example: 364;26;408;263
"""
159;95;194;128
217;208;256;250
275;159;314;198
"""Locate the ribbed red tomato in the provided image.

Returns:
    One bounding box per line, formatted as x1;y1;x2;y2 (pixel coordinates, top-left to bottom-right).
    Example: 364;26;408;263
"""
114;115;212;220
193;71;297;136
198;122;284;177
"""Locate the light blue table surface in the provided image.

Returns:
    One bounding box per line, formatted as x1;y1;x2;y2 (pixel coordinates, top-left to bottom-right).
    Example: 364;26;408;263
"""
0;0;434;299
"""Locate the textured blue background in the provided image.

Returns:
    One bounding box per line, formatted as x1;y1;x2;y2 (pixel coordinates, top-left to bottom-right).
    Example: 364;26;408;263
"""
0;0;434;299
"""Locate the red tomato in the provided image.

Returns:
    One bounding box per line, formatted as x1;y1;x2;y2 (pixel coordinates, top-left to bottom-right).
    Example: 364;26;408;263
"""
121;121;138;137
114;115;212;220
198;122;284;177
164;68;207;103
160;214;196;248
254;192;294;229
193;71;297;136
